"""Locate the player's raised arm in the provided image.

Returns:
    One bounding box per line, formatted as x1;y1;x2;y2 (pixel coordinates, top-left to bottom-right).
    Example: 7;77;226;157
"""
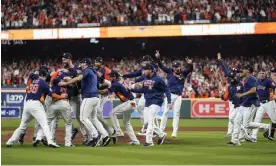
181;57;193;76
155;50;172;74
123;69;143;78
217;53;231;77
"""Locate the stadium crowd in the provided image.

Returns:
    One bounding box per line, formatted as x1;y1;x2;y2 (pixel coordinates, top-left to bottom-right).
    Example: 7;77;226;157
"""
2;55;276;98
2;0;276;29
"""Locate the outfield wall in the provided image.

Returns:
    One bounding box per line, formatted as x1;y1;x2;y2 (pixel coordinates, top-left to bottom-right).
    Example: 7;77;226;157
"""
1;89;269;119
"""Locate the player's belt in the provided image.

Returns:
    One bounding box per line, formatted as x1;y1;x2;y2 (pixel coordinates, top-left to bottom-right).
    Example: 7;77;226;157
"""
171;92;179;95
260;100;269;104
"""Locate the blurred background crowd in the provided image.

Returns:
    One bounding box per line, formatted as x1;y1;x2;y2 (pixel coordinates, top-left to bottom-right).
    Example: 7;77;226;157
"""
2;35;276;98
2;0;276;29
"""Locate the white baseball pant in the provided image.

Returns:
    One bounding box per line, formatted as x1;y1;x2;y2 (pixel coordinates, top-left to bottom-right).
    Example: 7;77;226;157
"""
109;100;139;142
81;97;108;140
226;101;239;135
70;96;87;138
160;93;181;137
144;104;166;144
252;100;276;139
46;100;73;146
97;95;114;135
231;105;270;143
138;94;163;132
6;100;55;145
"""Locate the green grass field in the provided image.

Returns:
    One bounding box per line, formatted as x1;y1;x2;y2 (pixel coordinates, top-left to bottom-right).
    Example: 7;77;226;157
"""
2;119;276;165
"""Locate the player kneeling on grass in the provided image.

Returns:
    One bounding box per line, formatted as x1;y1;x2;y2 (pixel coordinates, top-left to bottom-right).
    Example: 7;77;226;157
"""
6;69;59;148
129;64;172;147
99;70;140;145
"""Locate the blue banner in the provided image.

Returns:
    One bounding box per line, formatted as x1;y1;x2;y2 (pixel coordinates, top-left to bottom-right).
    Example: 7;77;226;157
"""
1;90;26;107
1;107;21;118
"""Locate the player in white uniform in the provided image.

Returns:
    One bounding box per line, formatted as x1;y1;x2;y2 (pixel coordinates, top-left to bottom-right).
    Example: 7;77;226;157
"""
6;69;59;148
59;58;111;147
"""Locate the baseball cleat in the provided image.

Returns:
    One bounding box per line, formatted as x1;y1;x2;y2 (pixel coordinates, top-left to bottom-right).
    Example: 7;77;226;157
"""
33;140;41;147
18;133;26;145
65;144;75;147
157;133;167;145
32;137;36;144
245;138;257;143
7;145;12;148
91;134;102;147
71;128;78;140
128;141;140;145
144;143;154;147
102;136;111;147
85;140;94;146
112;137;117;144
41;139;48;146
240;139;246;143
48;143;59;148
227;142;241;146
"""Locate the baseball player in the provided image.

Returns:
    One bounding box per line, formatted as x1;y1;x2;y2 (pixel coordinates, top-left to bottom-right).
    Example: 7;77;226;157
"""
251;69;276;141
98;70;140;145
6;69;59;148
123;55;162;135
94;57;115;136
217;53;244;138
18;66;53;146
129;64;172;147
228;65;271;146
59;58;111;147
35;71;75;147
155;50;193;138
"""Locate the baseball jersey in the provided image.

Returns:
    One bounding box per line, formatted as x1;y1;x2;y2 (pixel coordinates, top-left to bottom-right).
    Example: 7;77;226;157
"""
257;78;276;102
25;78;52;103
109;80;134;102
96;66;111;83
130;73;171;107
241;75;260;107
223;80;244;107
26;72;39;93
157;59;193;96
81;67;98;99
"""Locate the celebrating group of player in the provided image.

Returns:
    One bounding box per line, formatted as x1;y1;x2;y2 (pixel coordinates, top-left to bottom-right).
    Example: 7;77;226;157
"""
217;53;276;146
5;51;276;148
5;51;193;148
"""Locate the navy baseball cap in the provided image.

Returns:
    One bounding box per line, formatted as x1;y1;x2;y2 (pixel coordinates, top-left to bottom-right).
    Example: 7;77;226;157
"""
109;70;119;78
142;64;154;71
95;57;103;63
242;64;254;73
172;62;181;68
141;55;153;61
62;53;72;59
39;65;48;71
271;68;276;73
39;69;48;77
229;72;237;78
81;58;92;66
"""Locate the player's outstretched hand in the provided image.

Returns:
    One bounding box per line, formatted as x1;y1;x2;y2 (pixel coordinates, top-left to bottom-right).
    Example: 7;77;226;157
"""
185;57;192;64
236;93;243;98
58;81;67;86
155;50;160;59
217;53;222;60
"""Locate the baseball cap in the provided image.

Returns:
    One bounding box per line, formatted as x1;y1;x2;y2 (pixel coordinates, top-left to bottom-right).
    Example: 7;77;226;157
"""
141;55;153;62
142;64;154;71
270;68;276;73
172;62;181;68
229;72;236;78
109;70;119;78
39;65;48;72
242;64;254;73
62;53;72;59
39;69;48;77
81;58;92;66
95;57;103;63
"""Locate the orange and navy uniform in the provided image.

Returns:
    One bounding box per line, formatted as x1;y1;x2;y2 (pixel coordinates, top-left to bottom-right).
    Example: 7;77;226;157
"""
222;80;244;108
50;71;69;101
108;80;134;102
25;78;52;104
